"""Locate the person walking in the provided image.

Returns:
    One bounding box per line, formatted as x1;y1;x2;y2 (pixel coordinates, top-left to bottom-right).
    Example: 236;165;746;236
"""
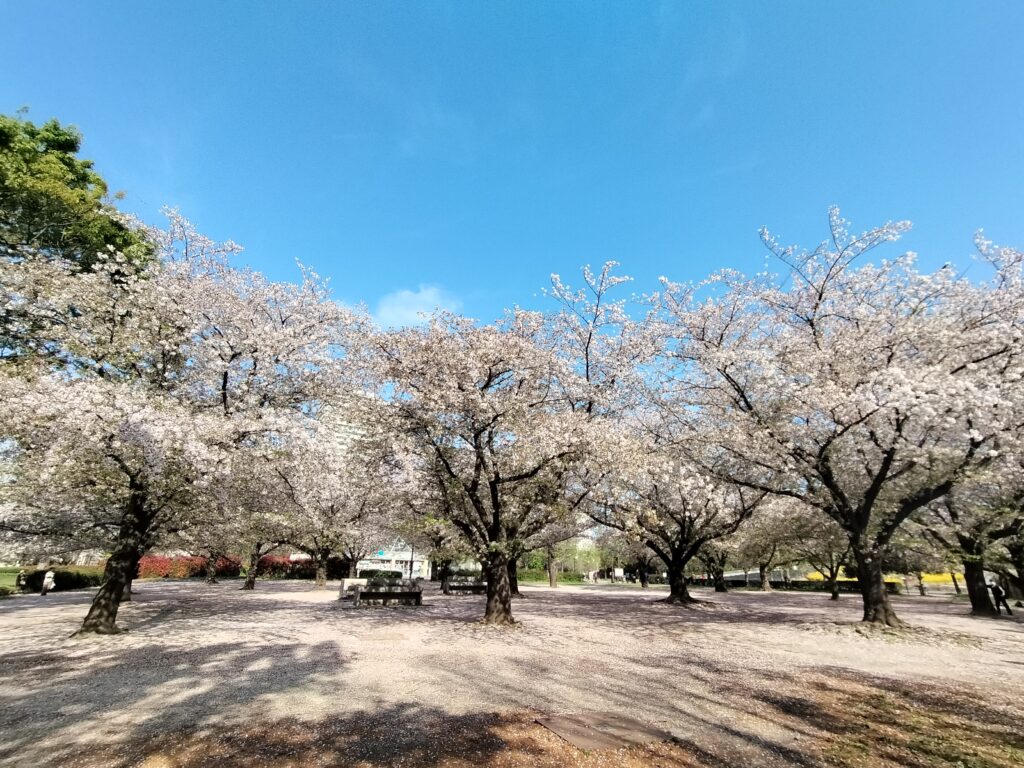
40;569;56;596
990;582;1013;616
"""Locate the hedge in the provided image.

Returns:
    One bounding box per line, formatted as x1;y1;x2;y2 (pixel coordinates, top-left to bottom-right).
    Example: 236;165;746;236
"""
688;577;902;594
518;569;585;584
23;567;106;593
137;555;241;579
358;569;404;580
255;555;351;580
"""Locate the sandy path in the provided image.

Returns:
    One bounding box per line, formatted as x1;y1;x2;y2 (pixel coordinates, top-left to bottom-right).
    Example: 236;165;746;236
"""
1;581;1021;767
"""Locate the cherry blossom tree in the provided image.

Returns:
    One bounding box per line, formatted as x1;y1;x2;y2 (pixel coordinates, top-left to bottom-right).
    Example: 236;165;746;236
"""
789;512;850;600
0;211;370;632
658;210;1024;625
0;375;222;632
377;311;591;624
697;540;733;593
919;461;1024;615
590;428;763;603
274;417;394;589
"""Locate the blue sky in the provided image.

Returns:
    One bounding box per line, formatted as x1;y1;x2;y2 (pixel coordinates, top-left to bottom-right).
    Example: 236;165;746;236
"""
4;3;1023;324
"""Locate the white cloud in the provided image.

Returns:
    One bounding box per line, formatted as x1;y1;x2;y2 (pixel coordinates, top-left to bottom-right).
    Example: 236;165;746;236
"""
374;285;462;328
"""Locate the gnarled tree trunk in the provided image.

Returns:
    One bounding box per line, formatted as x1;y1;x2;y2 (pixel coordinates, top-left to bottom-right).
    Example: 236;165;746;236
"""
962;559;997;616
664;558;696;604
507;557;521;597
120;550;140;603
546;545;558;589
852;544;902;627
483;551;514;625
242;548;261;590
758;563;773;591
438;560;453;595
77;490;150;635
638;564;649;589
701;550;729;593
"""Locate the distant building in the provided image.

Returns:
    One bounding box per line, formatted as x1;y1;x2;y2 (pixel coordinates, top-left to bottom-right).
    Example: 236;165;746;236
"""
356;538;430;579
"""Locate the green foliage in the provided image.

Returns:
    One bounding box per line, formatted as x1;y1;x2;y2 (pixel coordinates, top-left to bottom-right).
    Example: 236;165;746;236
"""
23;566;105;592
357;569;404;580
0;112;151;269
518;568;584;583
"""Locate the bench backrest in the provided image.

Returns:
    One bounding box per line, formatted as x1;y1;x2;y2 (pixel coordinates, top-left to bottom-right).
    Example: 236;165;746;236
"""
356;585;422;594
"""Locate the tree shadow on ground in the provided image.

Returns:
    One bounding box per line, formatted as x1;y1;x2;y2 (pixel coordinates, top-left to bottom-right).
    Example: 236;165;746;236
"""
0;637;346;766
67;706;548;768
49;666;1024;768
3;582;1023;767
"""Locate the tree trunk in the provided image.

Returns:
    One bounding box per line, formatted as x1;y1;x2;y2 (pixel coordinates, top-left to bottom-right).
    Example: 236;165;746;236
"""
120;550;140;602
758;563;773;591
314;558;328;589
242;548;261;590
77;491;149;635
827;567;840;600
702;552;728;593
439;561;452;595
1004;540;1024;598
663;558;696;604
916;572;926;596
950;572;962;595
483;551;514;625
962;559;997;616
507;558;521;597
546;545;558;589
205;554;219;585
638;564;649;589
852;544;903;627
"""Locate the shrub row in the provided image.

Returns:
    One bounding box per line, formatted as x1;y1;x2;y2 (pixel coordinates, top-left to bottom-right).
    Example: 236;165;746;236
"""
688;577;901;594
23;567;106;592
138;555;241;579
255;555;353;580
357;569;404;580
518;569;585;584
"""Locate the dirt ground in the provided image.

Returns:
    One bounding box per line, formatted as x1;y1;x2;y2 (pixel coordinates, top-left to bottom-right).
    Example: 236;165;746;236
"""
1;581;1021;768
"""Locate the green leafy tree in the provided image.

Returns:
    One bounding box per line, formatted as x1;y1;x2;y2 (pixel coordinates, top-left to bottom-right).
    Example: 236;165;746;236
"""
0;112;151;268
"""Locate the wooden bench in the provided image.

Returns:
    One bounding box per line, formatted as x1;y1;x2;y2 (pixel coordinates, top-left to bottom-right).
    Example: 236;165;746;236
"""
351;584;422;607
447;582;487;595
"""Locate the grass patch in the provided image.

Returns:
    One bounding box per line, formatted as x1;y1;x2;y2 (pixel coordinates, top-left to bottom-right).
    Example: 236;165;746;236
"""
800;673;1024;768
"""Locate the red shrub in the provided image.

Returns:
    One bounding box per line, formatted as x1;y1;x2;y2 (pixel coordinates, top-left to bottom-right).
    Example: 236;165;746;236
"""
256;555;315;579
214;555;242;577
137;555;241;579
